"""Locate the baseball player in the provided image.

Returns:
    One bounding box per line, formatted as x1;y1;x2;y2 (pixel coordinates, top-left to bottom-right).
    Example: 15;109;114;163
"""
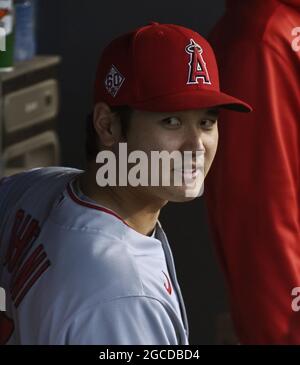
0;22;251;345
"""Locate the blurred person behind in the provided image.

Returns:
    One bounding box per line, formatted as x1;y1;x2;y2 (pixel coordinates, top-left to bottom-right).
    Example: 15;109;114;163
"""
206;0;300;344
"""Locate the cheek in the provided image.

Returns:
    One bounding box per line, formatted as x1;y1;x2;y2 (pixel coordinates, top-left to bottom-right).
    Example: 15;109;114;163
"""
204;130;219;162
125;130;147;152
127;128;179;154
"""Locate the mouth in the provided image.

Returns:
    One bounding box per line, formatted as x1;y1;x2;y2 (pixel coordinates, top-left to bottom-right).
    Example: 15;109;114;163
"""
172;166;202;179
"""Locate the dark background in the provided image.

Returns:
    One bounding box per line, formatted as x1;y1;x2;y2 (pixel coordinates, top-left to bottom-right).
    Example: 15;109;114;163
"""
36;0;228;344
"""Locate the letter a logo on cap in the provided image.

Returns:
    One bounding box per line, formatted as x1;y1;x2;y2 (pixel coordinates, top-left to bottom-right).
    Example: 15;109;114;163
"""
186;39;211;85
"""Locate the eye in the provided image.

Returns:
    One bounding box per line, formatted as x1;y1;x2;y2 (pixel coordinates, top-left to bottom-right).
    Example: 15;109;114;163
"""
200;119;217;130
161;117;181;128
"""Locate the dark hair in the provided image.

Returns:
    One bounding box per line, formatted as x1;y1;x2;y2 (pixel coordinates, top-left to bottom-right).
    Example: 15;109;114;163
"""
85;105;132;161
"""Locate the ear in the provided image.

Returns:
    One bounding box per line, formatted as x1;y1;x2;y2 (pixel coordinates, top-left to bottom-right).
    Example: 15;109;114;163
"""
93;102;122;147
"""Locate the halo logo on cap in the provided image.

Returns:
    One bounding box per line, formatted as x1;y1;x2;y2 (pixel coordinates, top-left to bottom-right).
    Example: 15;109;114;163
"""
185;39;211;86
104;64;125;97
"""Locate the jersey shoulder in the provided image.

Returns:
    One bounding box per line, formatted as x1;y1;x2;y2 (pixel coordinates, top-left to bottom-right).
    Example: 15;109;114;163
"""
0;166;82;219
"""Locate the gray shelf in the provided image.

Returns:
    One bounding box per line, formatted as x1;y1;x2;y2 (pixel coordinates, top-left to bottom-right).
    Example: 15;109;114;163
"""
0;55;61;82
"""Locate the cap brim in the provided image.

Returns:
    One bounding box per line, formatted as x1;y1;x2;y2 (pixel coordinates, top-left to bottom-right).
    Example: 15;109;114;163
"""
130;89;252;113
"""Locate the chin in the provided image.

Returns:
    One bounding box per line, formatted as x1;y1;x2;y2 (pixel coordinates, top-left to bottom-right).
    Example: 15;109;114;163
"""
163;184;204;203
169;195;197;203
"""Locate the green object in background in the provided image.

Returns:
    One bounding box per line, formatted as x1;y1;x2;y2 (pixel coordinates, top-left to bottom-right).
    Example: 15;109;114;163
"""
0;0;14;72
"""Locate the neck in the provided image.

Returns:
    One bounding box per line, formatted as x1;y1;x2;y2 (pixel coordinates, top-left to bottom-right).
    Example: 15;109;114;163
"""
78;162;167;236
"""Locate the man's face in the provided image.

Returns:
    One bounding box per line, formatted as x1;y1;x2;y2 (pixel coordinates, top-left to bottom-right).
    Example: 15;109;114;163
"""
121;107;219;202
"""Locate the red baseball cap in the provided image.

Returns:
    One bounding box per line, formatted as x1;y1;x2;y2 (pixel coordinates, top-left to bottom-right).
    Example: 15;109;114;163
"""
94;22;252;113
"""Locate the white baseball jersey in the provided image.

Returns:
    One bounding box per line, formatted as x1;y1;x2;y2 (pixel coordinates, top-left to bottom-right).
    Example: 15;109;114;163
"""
0;167;189;345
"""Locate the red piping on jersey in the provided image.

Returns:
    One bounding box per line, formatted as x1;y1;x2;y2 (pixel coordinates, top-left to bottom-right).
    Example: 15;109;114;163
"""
162;271;172;295
66;182;130;227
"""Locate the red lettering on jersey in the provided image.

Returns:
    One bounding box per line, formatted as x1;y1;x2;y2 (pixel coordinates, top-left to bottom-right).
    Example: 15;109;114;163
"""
1;210;51;343
4;209;40;274
3;210;51;308
10;244;50;307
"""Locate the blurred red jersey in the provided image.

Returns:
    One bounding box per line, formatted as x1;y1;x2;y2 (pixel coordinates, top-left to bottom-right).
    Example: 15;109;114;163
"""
206;0;300;344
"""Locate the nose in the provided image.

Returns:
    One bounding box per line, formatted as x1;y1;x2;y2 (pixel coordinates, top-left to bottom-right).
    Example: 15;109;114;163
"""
181;126;206;155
